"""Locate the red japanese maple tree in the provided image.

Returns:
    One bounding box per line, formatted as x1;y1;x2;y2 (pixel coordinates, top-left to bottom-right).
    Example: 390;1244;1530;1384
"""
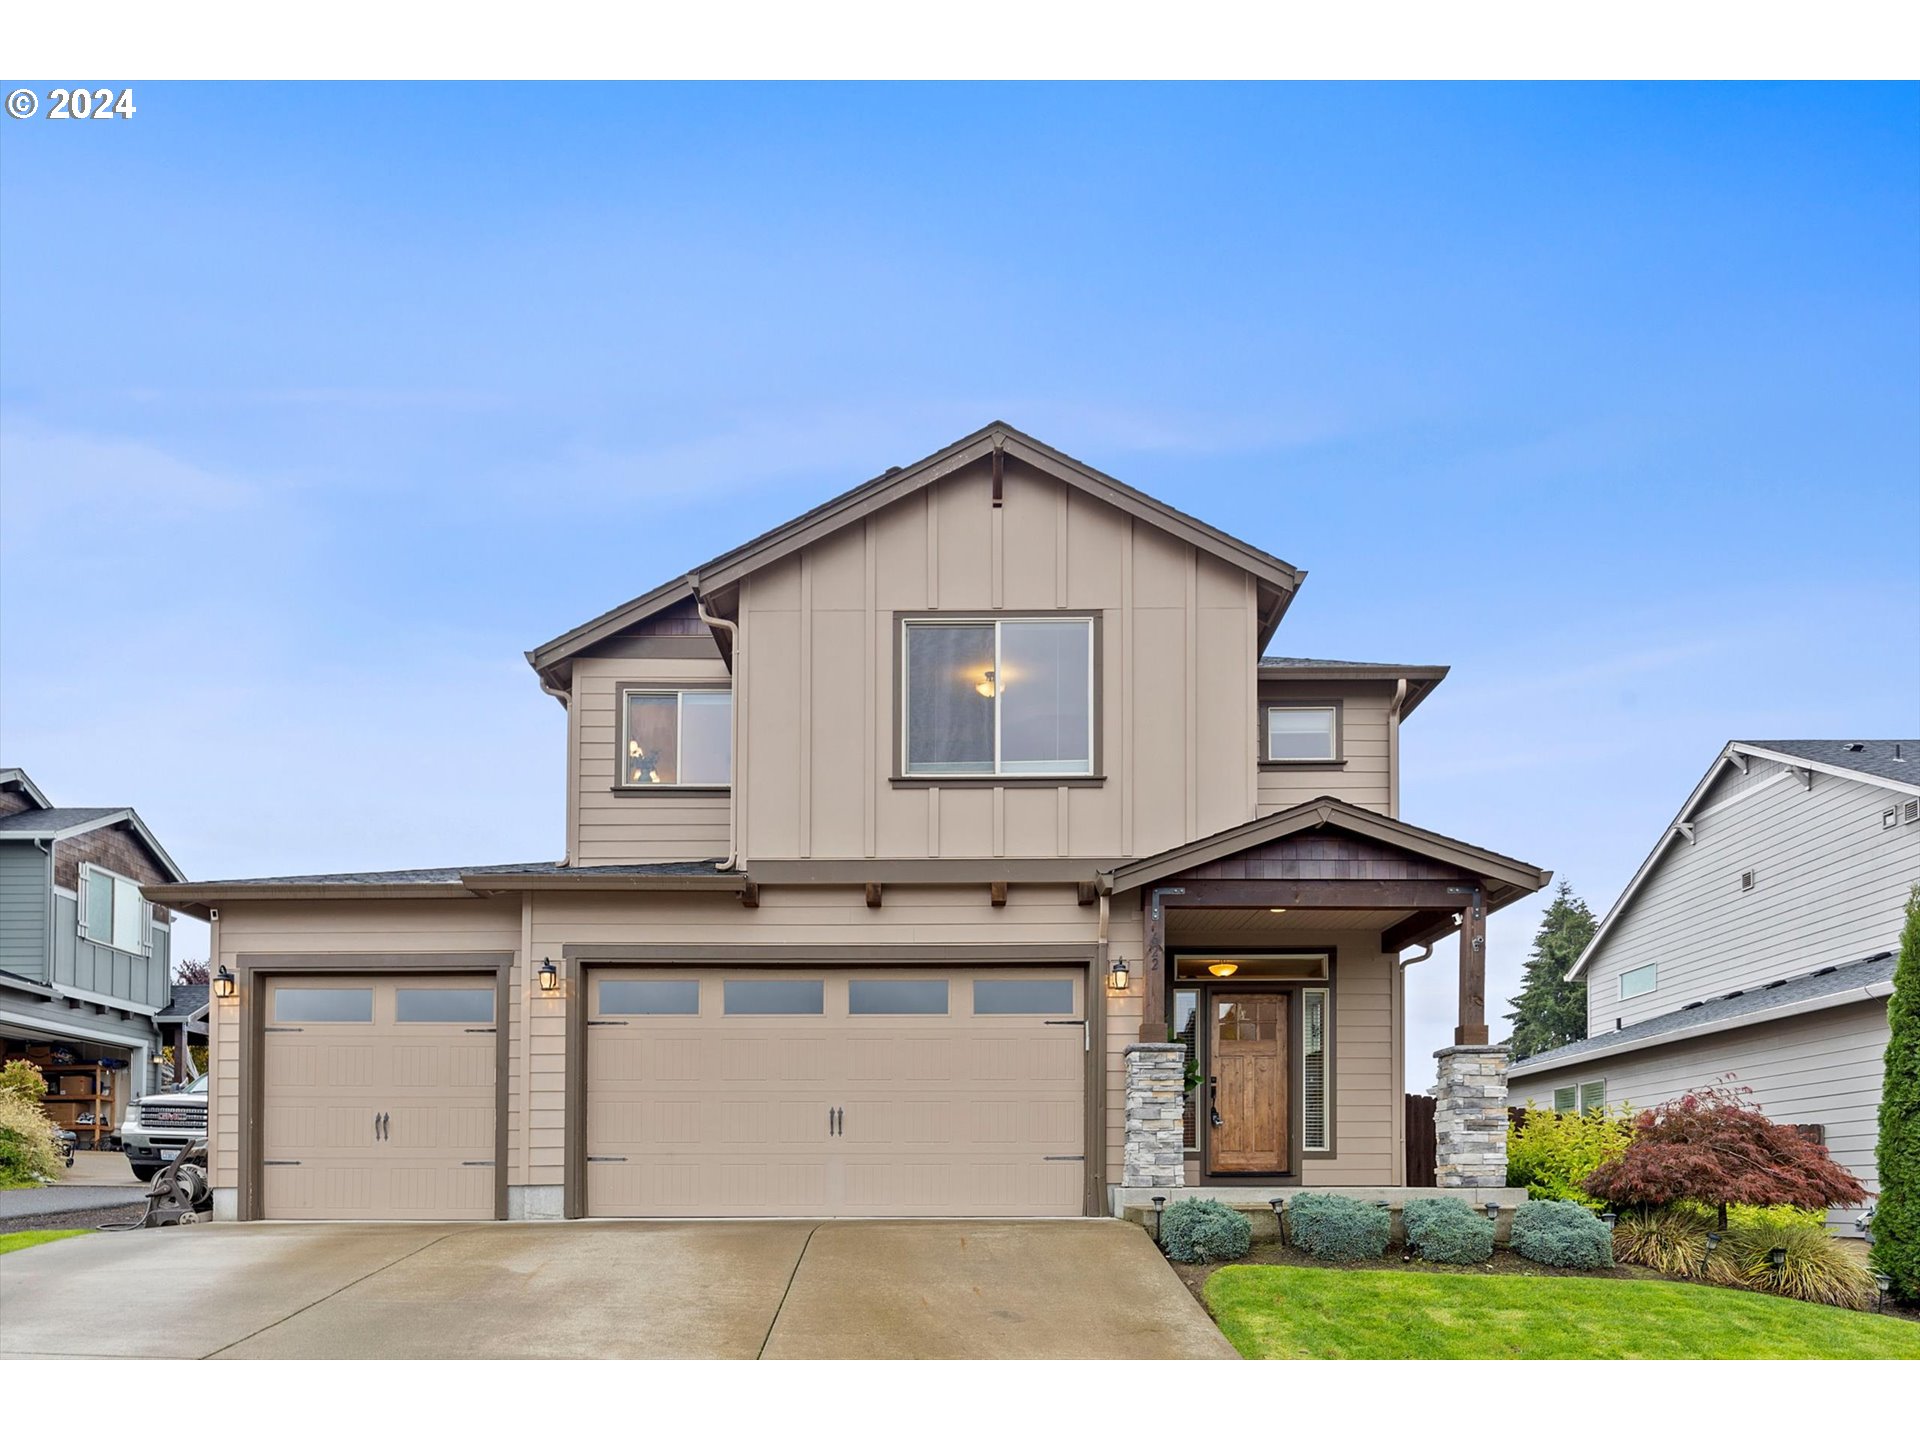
1583;1082;1867;1229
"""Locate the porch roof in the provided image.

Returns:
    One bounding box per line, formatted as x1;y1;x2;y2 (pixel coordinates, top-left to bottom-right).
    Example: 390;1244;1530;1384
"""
1099;796;1550;909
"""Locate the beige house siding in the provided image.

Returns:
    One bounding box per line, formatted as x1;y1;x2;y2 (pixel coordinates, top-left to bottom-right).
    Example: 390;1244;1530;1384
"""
1256;680;1397;817
737;456;1260;864
1511;1000;1890;1226
570;656;734;864
1585;761;1919;1032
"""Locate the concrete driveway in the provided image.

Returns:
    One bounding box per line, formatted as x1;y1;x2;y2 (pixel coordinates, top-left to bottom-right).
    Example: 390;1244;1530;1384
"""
0;1219;1234;1360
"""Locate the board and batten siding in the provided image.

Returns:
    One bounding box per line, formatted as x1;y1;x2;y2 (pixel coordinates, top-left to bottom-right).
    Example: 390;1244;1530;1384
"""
738;455;1260;864
51;890;171;1011
0;843;51;980
1586;759;1920;1033
1256;681;1397;817
1511;1000;1890;1227
570;655;734;864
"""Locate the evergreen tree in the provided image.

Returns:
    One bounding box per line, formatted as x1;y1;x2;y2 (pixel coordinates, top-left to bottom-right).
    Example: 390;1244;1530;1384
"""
1871;885;1920;1300
1504;880;1594;1060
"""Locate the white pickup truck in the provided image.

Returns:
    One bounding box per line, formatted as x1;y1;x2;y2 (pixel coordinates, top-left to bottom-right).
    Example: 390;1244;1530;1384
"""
120;1073;208;1181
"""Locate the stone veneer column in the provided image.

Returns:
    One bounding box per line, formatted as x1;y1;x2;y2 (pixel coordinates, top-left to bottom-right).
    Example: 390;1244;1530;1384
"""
1123;1043;1187;1189
1433;1044;1511;1188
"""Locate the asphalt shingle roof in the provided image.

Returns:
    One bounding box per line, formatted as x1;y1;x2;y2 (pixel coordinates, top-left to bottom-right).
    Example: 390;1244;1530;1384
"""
1741;739;1920;788
159;983;209;1018
1259;656;1441;670
0;806;126;834
182;860;739;886
1513;951;1896;1074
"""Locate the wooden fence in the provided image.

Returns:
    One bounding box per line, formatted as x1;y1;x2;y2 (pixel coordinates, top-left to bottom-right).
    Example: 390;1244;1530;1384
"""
1404;1093;1436;1187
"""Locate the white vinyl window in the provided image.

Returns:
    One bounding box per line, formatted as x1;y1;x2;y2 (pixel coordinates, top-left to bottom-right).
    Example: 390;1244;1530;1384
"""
618;688;732;786
902;618;1094;777
78;863;149;956
1579;1080;1608;1114
1619;963;1657;1000
1302;988;1330;1152
1553;1085;1578;1114
1265;706;1337;761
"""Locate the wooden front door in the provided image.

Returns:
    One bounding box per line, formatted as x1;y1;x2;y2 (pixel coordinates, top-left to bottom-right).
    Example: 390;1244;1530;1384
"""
1209;992;1289;1173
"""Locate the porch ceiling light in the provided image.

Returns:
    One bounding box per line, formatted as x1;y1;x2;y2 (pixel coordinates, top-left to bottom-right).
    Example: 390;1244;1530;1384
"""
212;965;236;1000
1106;956;1130;993
1207;963;1239;977
1268;908;1287;914
974;668;998;698
538;958;560;994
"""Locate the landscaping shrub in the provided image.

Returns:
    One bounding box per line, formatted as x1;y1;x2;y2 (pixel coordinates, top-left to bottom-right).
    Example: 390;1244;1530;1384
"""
0;1088;62;1189
0;1059;47;1105
1402;1196;1494;1264
1613;1206;1715;1277
1509;1200;1613;1269
1584;1083;1867;1228
1506;1104;1632;1210
1714;1215;1878;1310
1285;1193;1390;1261
1159;1198;1252;1264
1873;885;1920;1301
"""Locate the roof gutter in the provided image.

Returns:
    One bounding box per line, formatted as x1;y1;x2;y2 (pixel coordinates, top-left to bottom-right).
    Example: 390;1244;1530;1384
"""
1510;978;1896;1079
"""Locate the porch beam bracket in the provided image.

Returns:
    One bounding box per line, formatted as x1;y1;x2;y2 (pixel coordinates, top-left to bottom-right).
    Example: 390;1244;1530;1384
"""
738;879;760;909
1075;881;1098;907
989;881;1008;908
865;883;884;909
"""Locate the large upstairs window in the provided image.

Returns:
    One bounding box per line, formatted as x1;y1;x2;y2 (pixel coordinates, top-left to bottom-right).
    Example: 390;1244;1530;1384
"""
901;617;1095;778
78;863;150;956
618;687;732;787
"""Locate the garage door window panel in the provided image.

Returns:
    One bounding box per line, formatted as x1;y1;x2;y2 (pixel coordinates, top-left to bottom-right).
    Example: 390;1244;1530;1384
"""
724;979;825;1015
972;978;1076;1015
274;987;374;1023
395;988;494;1023
601;978;701;1015
849;979;949;1015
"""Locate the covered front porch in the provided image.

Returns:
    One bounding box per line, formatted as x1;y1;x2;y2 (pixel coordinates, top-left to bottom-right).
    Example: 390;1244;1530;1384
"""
1099;798;1550;1217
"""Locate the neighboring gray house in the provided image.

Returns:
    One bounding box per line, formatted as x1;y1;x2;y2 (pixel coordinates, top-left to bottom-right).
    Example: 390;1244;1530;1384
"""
1510;740;1919;1228
0;767;194;1145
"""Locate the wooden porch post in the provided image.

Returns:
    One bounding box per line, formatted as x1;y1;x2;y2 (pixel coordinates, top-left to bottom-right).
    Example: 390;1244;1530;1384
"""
1455;888;1489;1046
1139;887;1169;1042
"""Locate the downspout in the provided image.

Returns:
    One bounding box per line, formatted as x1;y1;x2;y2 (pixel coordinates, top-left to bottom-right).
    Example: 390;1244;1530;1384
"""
1398;940;1435;970
538;674;574;866
1388;678;1408;819
694;587;742;873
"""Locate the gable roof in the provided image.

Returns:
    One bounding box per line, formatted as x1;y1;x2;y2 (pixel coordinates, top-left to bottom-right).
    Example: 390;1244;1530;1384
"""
0;768;51;811
528;421;1306;682
0;804;188;882
1566;738;1920;981
1511;950;1895;1078
1258;657;1450;718
1099;794;1550;906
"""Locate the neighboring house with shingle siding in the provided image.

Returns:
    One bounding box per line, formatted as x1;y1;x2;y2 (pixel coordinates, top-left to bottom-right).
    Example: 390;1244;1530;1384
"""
1510;740;1919;1228
0;767;196;1146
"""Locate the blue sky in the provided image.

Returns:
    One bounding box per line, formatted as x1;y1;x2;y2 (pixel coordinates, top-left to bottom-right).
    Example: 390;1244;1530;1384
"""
3;83;1916;1068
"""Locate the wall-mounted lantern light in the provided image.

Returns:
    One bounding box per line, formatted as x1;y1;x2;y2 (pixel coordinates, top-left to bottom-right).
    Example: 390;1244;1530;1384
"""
1106;956;1130;993
212;965;236;1000
538;958;560;995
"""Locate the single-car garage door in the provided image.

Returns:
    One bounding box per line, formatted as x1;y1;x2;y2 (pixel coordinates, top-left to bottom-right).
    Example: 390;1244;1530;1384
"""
586;968;1086;1217
261;975;497;1220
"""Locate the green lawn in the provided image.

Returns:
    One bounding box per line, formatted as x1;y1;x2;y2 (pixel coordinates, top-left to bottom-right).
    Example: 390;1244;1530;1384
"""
1206;1266;1920;1360
0;1229;91;1257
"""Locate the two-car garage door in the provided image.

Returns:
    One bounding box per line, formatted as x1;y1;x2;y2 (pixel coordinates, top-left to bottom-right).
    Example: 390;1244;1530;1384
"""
586;968;1087;1218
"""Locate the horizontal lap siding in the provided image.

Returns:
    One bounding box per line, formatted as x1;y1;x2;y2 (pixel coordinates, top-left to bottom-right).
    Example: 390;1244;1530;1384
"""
1303;944;1399;1185
0;844;50;979
1256;683;1395;817
573;658;733;864
1511;1001;1890;1223
1586;763;1919;1031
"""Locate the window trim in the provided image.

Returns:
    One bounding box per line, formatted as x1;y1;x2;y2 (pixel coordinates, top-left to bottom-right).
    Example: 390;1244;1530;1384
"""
612;681;733;790
1618;962;1658;1000
77;862;151;958
1259;700;1344;766
893;612;1102;783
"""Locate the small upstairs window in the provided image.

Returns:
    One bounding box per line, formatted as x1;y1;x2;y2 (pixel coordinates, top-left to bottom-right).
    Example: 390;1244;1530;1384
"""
618;688;731;786
902;617;1094;778
1619;963;1658;1000
78;863;149;956
1263;705;1338;762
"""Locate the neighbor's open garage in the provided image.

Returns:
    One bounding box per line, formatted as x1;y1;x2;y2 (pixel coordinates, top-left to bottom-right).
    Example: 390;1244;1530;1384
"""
583;967;1087;1218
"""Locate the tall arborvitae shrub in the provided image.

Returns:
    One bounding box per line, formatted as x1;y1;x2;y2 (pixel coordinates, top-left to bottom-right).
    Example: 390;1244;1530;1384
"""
1871;885;1920;1300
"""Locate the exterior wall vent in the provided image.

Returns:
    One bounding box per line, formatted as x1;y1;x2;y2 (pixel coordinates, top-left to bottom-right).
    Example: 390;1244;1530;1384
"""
1904;799;1919;825
1885;807;1900;830
1740;869;1756;891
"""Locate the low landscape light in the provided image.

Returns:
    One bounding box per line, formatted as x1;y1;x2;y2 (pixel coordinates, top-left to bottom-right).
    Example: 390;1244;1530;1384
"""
537;958;559;994
1485;1201;1500;1223
1767;1246;1788;1275
212;966;236;1000
1875;1273;1893;1312
1704;1231;1722;1258
1600;1211;1617;1230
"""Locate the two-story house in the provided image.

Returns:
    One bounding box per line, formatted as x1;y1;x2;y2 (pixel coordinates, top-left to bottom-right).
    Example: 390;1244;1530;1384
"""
0;767;193;1147
1510;740;1920;1227
149;423;1549;1224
